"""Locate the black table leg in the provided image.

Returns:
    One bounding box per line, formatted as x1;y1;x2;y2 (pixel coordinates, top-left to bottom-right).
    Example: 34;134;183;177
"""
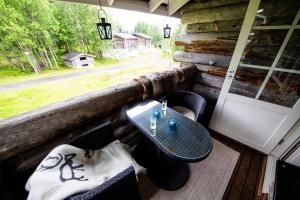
133;137;190;191
147;151;190;191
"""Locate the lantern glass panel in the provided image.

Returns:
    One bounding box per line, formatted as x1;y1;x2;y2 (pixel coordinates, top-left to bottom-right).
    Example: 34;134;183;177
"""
164;27;171;38
106;25;112;39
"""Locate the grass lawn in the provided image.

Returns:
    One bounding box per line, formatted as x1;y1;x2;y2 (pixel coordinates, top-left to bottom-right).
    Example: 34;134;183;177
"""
0;57;121;86
0;66;166;119
0;49;172;86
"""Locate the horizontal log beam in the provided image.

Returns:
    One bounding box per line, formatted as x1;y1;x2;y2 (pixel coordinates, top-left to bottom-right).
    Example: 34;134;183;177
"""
182;0;248;14
181;3;248;24
183;47;235;56
195;72;263;98
186;20;243;34
195;73;224;89
0;82;145;162
192;83;220;103
195;64;267;80
175;33;238;56
173;51;231;67
195;64;227;77
195;64;289;89
4;107;143;173
182;0;298;25
175;32;239;44
193;80;260;102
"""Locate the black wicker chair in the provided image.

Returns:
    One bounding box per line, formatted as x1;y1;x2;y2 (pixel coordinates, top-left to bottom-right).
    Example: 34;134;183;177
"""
66;121;141;200
162;91;206;123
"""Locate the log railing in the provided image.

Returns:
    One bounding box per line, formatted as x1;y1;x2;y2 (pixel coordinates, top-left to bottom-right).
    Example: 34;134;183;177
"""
0;65;197;173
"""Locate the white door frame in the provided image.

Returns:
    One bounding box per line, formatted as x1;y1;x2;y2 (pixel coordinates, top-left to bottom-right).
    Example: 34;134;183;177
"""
209;0;300;153
271;119;300;159
209;0;261;120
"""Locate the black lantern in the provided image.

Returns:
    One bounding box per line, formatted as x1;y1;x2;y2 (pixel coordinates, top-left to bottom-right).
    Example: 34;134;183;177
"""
96;0;112;40
97;18;112;40
163;24;171;38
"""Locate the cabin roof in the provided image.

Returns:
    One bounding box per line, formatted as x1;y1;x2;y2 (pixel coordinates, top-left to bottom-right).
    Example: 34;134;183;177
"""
113;32;137;39
133;33;152;39
62;52;95;61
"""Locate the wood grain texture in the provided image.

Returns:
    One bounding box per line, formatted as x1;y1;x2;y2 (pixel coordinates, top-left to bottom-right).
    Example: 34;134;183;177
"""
181;0;249;14
255;156;268;200
175;32;239;44
241;153;262;200
209;130;267;200
192;83;221;103
181;0;298;25
175;33;238;55
187;20;243;34
174;51;232;67
223;143;246;200
181;3;248;24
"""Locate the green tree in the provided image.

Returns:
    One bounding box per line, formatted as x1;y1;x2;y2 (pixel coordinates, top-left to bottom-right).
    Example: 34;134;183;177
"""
134;21;162;44
0;0;114;72
134;21;149;34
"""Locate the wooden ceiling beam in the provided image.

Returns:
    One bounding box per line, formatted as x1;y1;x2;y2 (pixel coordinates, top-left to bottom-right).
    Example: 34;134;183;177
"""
168;0;190;15
149;0;165;12
61;0;180;18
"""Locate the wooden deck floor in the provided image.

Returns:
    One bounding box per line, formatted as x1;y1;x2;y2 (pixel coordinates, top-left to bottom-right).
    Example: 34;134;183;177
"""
209;130;267;200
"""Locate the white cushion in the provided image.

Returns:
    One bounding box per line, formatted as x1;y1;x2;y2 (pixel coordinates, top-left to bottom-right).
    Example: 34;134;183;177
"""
172;106;196;121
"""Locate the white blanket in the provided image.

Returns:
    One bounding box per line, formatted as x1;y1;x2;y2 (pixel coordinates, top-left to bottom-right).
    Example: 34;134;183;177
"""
25;140;144;200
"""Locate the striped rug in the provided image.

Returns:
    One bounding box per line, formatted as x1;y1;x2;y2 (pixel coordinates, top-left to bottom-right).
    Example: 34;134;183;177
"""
138;139;239;200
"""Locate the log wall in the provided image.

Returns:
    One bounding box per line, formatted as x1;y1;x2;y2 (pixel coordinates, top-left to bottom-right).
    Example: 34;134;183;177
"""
175;0;300;113
175;0;249;112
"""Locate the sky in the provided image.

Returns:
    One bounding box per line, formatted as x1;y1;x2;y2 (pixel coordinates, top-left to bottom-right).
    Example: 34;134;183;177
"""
106;7;181;32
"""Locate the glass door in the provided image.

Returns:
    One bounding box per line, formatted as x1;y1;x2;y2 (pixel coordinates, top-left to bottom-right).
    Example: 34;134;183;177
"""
210;0;300;153
229;2;300;108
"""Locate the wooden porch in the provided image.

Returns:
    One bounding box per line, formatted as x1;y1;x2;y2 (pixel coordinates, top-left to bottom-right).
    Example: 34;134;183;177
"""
0;0;299;199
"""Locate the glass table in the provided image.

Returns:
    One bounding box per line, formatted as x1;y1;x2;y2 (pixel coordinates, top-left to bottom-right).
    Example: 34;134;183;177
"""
126;100;213;190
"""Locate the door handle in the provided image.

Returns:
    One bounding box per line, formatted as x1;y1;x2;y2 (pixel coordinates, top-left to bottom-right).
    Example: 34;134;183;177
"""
227;75;235;80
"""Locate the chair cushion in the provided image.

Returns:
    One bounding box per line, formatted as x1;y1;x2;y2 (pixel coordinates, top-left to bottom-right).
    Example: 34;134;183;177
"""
172;106;196;121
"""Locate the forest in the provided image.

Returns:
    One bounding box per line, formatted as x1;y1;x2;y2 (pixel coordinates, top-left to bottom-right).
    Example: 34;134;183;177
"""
0;0;183;75
0;0;121;74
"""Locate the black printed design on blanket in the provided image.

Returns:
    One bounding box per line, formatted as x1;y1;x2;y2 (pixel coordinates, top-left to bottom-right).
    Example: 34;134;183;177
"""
37;153;63;172
59;153;88;182
37;153;88;182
